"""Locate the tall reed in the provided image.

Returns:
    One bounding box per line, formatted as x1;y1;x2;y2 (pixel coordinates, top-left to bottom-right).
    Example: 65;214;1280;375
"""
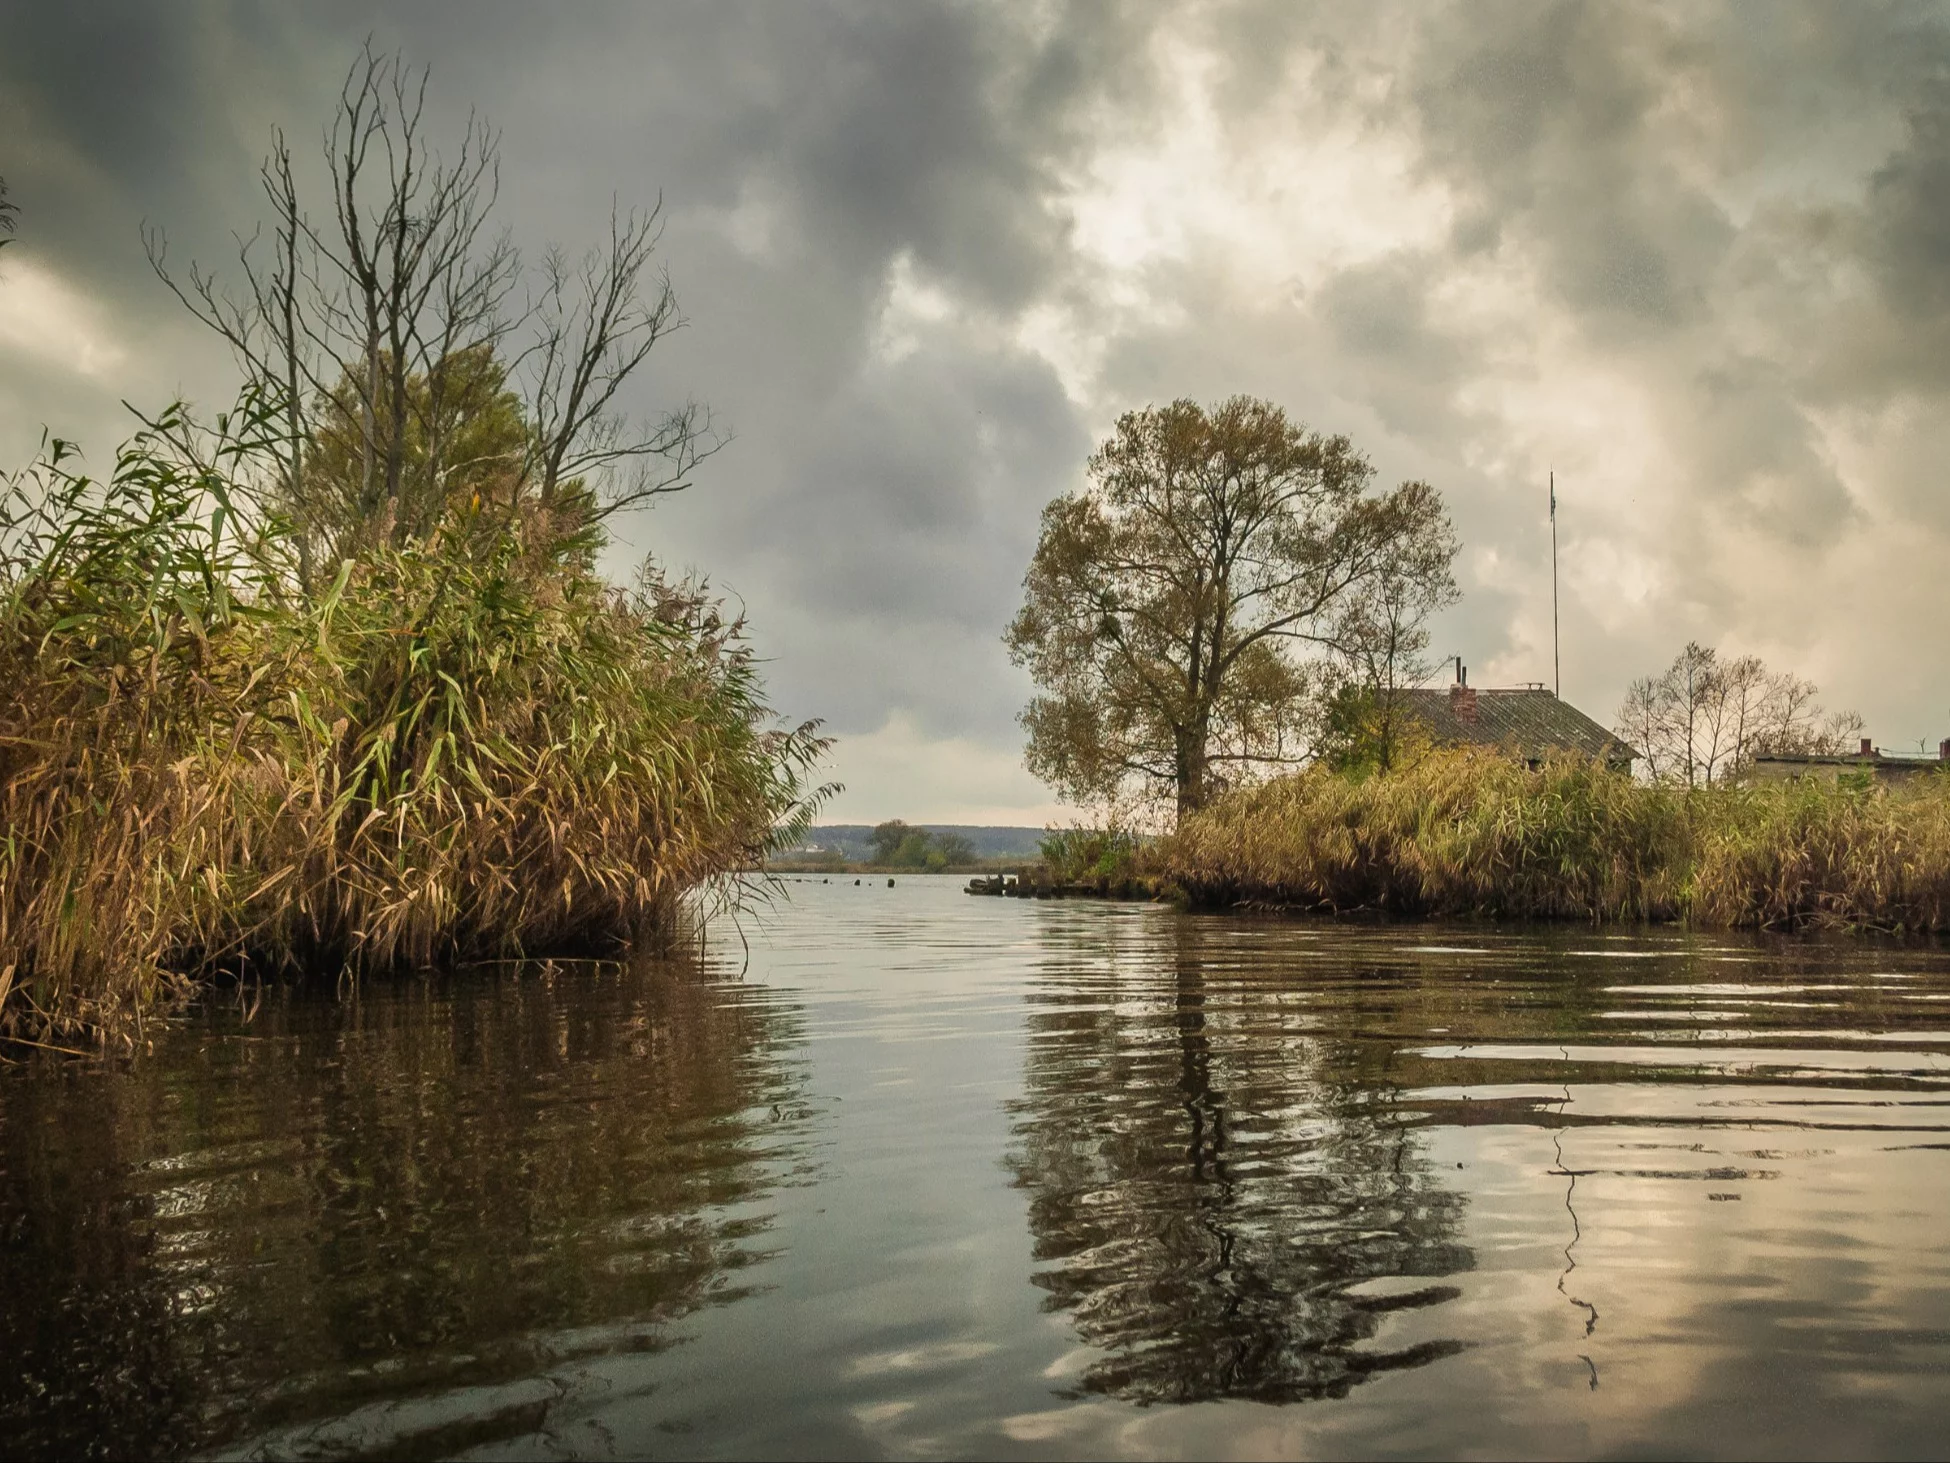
0;407;827;1044
1164;748;1950;932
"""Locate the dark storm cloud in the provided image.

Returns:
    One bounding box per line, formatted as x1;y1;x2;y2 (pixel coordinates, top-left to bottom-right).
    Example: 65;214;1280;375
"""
1839;71;1950;408
1407;5;1738;334
660;325;1087;740
1868;89;1950;317
370;1;1147;307
0;3;310;298
3;6;200;181
1314;253;1470;441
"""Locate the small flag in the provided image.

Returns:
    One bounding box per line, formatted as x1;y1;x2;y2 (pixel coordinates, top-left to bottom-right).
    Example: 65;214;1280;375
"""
1549;470;1556;521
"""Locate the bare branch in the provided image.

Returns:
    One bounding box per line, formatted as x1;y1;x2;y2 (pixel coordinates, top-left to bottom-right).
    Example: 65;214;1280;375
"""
0;175;20;252
150;42;711;584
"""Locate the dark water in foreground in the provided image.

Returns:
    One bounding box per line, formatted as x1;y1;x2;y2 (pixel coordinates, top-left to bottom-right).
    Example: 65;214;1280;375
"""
5;880;1950;1459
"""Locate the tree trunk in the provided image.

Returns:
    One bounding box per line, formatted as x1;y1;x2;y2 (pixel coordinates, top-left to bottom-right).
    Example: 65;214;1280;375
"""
1174;727;1208;822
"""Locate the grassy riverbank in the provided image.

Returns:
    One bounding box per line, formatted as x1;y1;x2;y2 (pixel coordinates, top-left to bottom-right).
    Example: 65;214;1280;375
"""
1163;748;1950;932
0;415;825;1046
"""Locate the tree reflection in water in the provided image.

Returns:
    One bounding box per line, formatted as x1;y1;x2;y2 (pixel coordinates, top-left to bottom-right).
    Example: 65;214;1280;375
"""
0;946;808;1460
1007;914;1472;1404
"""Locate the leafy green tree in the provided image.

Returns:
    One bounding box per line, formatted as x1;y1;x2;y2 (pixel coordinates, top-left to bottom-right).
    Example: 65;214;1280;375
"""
892;831;935;867
292;344;565;564
1006;397;1457;821
1317;682;1437;776
870;819;915;865
1038;826;1137;881
931;833;976;867
867;822;976;869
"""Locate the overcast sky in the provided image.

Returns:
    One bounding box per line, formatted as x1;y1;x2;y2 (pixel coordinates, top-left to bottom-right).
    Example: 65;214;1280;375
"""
5;2;1950;820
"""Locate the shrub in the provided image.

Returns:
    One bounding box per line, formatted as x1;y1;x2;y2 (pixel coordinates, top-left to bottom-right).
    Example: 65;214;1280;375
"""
1039;825;1141;883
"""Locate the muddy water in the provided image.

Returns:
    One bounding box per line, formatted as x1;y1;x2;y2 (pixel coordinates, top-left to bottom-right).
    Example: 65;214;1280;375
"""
4;877;1949;1459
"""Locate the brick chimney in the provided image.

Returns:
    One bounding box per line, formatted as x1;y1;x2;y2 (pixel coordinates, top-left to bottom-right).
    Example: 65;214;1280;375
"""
1860;737;1875;758
1938;739;1949;762
1450;663;1477;724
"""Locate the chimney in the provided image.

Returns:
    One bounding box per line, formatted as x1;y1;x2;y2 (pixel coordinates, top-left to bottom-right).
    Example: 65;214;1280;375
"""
1938;739;1949;762
1450;678;1478;724
1860;737;1875;758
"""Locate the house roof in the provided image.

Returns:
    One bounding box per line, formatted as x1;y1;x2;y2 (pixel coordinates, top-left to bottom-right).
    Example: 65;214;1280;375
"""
1399;687;1638;763
1751;751;1941;769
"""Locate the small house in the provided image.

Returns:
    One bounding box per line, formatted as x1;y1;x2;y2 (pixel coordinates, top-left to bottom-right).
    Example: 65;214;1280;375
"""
1397;667;1638;771
1746;739;1950;787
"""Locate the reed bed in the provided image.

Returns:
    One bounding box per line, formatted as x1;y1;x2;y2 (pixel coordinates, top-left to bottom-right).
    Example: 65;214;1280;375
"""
0;414;826;1045
1164;747;1950;933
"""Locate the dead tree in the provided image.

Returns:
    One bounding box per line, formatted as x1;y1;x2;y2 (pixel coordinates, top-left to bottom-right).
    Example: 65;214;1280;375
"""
146;44;715;585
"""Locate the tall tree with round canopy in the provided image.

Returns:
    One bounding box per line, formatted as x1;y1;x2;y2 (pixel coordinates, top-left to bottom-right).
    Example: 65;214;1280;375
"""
1006;396;1456;821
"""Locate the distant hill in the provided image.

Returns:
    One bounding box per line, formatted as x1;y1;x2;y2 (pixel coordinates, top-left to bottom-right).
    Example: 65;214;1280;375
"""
787;824;1048;860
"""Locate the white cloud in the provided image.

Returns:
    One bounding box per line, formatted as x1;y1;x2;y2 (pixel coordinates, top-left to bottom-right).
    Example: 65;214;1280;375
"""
819;709;1076;825
0;253;128;380
870;250;960;365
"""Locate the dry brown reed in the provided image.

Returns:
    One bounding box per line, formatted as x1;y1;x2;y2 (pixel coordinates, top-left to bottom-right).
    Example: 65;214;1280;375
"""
0;410;827;1044
1164;747;1950;933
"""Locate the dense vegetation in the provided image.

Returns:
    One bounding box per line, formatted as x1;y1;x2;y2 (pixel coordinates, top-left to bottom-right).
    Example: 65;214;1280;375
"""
1037;826;1142;884
1162;749;1950;932
868;820;976;870
0;53;835;1047
0;405;825;1046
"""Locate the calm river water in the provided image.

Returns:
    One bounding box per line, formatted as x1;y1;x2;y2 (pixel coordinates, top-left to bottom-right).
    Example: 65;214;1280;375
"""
5;877;1950;1459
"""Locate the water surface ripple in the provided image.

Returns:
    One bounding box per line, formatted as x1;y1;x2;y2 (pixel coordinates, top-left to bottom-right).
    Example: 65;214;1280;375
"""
4;880;1948;1458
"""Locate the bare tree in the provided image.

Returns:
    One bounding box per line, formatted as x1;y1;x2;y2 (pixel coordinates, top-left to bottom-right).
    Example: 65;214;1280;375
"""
146;44;714;584
0;175;17;254
1615;673;1671;782
523;210;710;515
1616;642;1863;786
1690;650;1763;786
1325;517;1459;771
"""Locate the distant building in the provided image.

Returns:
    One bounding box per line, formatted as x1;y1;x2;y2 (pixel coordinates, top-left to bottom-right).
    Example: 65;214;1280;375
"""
1398;668;1638;771
1746;739;1950;787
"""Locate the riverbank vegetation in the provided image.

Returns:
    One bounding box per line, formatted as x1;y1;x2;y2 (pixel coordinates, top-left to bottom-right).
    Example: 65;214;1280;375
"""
1037;826;1142;884
1001;397;1931;935
1161;749;1950;932
0;53;827;1045
0;406;824;1046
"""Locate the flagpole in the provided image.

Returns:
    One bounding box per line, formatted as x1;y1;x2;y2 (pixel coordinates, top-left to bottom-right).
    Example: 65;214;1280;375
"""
1550;470;1560;698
